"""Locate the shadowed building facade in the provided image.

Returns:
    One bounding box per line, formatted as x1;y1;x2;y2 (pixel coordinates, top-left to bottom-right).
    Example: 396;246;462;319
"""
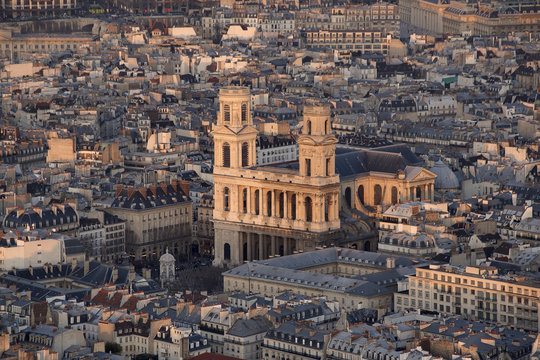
212;87;341;266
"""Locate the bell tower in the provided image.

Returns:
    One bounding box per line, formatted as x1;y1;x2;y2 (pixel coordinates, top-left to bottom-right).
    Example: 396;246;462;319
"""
213;87;257;169
298;103;337;178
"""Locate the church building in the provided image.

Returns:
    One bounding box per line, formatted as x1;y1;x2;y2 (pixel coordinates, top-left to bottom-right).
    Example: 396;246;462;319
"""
212;87;436;266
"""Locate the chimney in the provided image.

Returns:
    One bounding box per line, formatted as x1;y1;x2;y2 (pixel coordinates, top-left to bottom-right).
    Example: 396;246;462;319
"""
115;184;123;197
43;264;49;274
112;267;118;283
386;257;396;269
48;263;53;274
179;180;190;196
57;262;62;272
28;266;33;276
84;260;90;276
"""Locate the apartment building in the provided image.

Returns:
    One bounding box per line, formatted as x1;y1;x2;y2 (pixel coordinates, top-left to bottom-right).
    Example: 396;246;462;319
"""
304;30;391;54
106;180;192;261
395;264;540;332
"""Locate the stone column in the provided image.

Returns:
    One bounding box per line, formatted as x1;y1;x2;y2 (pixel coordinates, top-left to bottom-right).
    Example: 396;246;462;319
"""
284;237;289;256
299;194;305;221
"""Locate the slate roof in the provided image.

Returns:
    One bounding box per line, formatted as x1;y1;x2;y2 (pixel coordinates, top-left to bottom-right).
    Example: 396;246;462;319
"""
227;317;272;337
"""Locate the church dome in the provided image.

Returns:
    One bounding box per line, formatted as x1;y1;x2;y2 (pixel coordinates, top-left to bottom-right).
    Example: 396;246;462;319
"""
430;160;460;189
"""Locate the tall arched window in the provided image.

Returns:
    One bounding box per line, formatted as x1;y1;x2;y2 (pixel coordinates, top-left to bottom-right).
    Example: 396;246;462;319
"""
374;185;382;206
345;187;352;208
324;196;329;222
241;142;249;167
223;104;230;123
222;143;230;168
305;197;313;222
391;186;398;205
306;120;311;135
291;194;297;220
279;192;284;218
241;103;248;123
254;190;260;215
242;188;248;213
224;187;230;211
224;243;231;260
357;185;364;205
267;191;272;217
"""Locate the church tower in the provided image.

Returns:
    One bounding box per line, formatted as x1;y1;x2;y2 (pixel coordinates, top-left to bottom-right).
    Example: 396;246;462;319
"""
298;102;337;178
212;87;257;170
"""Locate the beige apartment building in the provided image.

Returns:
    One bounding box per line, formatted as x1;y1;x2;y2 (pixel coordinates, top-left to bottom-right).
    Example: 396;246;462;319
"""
400;0;540;37
395;264;540;332
0;29;97;61
304;30;391;54
106;181;193;261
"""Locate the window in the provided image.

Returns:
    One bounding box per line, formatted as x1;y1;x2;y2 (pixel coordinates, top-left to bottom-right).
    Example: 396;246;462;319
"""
224;104;230;123
326;158;330;176
374;184;382;205
391;186;398;205
254;190;260;215
291;194;297;220
306;158;311;176
306;120;311;135
267;191;272;216
224;188;230;211
357;185;364;205
222;143;230;167
241;103;248;123
305;197;313;222
242;189;247;213
241;142;249;167
224;243;231;260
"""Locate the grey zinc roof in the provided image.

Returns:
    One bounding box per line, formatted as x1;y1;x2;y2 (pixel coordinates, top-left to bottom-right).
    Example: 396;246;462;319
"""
227;317;272;337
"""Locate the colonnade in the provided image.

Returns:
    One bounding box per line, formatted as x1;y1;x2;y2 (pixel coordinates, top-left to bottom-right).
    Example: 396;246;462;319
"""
221;184;340;224
235;233;304;262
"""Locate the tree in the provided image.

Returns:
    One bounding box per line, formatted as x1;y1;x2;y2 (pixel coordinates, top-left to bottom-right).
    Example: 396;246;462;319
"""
105;342;122;355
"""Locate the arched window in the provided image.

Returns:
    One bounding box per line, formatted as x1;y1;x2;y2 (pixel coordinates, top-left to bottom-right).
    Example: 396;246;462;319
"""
241;103;248;123
324;196;329;222
345;187;352;208
241;142;249;167
326;158;331;176
254;190;260;215
357;185;364;205
222;143;230;168
267;191;272;217
291;194;297;220
305;197;313;222
223;104;230;123
224;243;231;260
374;184;382;205
224;187;230;211
325;120;329;134
242;188;248;213
306;120;311;135
279;192;284;218
391;186;398;205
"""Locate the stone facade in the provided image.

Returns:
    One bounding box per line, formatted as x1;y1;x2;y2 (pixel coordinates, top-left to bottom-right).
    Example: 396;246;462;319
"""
212;87;341;267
